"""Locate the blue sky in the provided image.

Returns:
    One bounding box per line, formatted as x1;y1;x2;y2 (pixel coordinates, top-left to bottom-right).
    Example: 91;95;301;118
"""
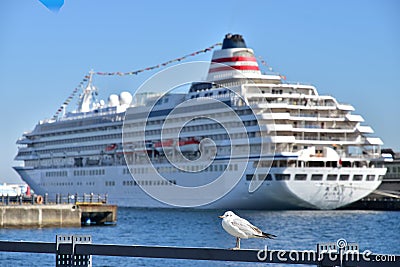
0;0;399;183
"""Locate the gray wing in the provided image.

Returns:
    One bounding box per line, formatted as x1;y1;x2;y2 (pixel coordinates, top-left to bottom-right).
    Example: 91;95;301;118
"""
231;218;264;237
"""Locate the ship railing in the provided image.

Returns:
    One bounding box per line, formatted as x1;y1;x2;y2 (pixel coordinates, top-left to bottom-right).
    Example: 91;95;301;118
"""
0;193;108;206
294;136;360;142
54;193;108;205
248;99;336;108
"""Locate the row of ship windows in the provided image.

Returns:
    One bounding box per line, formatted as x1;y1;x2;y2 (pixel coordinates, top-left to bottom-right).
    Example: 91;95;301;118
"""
33;144;116;154
123;164;240;174
125;132;258;141
261;97;336;107
386;165;400;173
40;180;178;187
44;169;106;177
39;116;121;135
246;173;382;181
189;91;229;99
31;133;121;148
140;109;254;127
73;169;105;176
39;181;92;187
45;171;68;177
48;164;241;178
144;120;258;136
122;179;177;186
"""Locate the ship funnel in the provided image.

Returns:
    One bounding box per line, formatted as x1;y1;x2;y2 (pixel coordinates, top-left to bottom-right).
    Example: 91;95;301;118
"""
207;33;261;81
221;33;247;49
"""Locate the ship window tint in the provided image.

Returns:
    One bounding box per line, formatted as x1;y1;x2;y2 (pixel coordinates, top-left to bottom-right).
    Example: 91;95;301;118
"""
294;174;307;181
275;174;290;180
366;175;375;181
353;175;363;181
327;174;337;181
311;174;323;181
258;174;272;181
339;175;349;181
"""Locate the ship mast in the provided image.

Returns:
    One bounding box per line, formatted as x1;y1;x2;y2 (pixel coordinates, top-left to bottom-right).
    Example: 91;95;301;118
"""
78;70;95;112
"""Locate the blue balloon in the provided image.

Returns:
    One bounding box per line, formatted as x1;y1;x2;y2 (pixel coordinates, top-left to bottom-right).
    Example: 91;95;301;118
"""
38;0;64;13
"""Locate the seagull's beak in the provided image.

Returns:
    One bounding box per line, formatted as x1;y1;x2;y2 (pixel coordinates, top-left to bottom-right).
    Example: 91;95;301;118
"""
218;215;225;218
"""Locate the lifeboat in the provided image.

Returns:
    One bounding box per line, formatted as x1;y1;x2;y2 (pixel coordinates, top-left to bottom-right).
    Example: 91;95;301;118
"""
177;138;200;152
154;139;174;153
105;143;118;152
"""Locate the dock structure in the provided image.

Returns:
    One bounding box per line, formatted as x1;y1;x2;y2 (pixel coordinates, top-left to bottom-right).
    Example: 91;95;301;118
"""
0;235;398;267
0;194;117;228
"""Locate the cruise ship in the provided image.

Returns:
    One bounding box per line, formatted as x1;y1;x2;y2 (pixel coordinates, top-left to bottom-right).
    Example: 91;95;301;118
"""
14;34;387;209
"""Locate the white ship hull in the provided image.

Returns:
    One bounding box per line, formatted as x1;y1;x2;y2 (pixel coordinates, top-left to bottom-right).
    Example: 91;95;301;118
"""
14;164;385;209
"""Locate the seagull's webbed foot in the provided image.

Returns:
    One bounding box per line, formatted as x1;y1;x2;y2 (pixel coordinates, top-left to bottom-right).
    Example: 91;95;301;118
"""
231;237;240;250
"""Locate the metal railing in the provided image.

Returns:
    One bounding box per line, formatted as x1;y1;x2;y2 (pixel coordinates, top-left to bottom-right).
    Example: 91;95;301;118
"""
0;193;108;205
0;235;398;267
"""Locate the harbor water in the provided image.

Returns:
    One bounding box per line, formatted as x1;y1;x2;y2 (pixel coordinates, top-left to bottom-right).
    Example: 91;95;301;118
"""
0;208;399;266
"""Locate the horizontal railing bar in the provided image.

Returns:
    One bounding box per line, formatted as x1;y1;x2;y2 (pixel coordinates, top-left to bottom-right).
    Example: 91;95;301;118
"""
76;244;318;264
0;240;398;266
0;241;55;254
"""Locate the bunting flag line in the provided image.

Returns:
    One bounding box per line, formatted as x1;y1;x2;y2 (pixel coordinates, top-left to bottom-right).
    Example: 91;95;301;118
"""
95;42;222;76
52;42;222;119
52;74;88;120
257;55;274;72
256;55;287;80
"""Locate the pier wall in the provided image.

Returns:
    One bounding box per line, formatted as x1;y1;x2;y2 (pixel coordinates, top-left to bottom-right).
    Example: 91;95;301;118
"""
0;204;81;228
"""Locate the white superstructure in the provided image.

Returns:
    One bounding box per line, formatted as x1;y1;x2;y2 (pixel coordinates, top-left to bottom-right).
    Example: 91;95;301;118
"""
14;34;386;209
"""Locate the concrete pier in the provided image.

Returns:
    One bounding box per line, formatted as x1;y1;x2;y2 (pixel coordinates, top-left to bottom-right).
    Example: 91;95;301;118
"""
0;204;117;228
0;204;81;228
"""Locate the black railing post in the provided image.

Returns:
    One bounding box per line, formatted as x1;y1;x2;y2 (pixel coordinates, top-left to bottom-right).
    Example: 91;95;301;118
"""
56;235;92;267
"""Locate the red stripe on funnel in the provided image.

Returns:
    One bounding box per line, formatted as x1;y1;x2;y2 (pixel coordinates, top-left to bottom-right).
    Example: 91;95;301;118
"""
212;56;257;63
209;65;260;73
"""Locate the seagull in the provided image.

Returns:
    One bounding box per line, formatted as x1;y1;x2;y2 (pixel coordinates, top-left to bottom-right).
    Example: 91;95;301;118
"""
219;211;276;249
